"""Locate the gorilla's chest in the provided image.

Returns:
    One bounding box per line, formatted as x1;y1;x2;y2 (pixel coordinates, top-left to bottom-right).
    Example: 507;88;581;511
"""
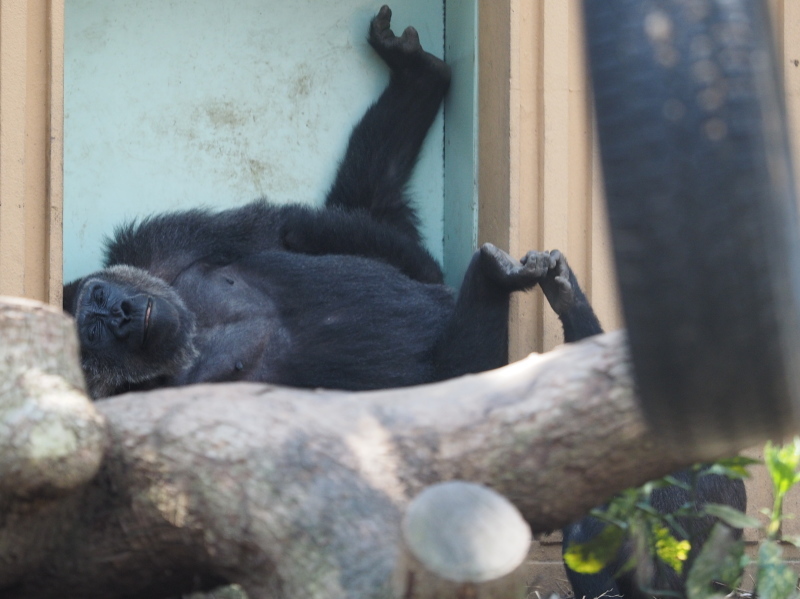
171;262;290;383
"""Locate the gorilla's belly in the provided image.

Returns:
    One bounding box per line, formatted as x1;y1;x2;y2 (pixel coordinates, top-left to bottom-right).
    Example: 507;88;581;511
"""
170;261;290;385
168;255;450;390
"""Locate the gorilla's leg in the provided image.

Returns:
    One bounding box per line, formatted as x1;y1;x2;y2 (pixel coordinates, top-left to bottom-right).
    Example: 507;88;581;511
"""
431;245;528;378
537;249;603;342
431;245;598;379
279;205;444;284
324;5;451;241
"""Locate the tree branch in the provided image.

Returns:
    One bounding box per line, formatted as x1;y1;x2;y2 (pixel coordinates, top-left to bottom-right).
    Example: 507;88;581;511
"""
0;298;752;599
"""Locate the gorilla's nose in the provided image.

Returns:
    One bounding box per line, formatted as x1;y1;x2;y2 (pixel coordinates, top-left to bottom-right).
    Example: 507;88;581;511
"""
109;296;148;339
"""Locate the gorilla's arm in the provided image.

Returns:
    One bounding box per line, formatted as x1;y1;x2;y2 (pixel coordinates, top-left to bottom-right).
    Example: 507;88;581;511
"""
280;205;443;283
103;201;283;281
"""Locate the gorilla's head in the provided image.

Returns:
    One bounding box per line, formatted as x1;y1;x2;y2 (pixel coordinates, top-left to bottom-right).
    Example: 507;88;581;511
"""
64;265;198;398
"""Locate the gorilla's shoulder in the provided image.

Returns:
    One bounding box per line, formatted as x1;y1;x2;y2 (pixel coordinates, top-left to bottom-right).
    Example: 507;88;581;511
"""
103;200;283;270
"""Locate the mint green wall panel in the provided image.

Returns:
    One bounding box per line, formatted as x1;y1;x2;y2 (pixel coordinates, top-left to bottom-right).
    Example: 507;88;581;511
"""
64;1;452;281
443;0;478;287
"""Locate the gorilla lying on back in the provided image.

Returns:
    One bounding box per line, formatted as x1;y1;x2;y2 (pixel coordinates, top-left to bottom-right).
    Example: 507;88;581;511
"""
63;7;745;598
63;5;600;399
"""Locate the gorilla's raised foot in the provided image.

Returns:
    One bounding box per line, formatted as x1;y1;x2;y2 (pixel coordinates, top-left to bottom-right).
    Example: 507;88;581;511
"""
530;249;576;316
368;5;451;83
479;243;550;292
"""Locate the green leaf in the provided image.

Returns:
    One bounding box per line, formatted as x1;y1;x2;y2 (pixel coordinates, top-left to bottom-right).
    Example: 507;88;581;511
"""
589;507;628;530
765;439;800;497
652;525;690;575
757;540;799;599
702;503;761;529
615;553;637;577
781;535;800;549
658;475;692;491
687;524;744;599
636;502;662;517
662;513;690;540
703;457;760;480
563;525;625;575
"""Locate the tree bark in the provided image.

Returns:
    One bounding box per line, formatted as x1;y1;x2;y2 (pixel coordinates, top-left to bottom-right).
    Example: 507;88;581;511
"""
0;297;755;599
0;297;106;592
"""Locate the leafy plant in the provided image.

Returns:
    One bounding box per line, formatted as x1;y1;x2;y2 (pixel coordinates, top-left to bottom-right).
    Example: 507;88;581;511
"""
564;440;800;599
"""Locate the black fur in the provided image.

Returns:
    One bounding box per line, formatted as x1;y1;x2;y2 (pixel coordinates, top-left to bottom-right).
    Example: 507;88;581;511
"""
63;6;600;399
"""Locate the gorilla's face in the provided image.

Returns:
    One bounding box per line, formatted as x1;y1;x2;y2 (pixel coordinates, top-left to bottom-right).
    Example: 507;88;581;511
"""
68;265;198;398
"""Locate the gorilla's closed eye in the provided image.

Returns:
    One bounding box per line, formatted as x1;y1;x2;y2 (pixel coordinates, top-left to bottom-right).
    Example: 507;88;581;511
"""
92;286;105;306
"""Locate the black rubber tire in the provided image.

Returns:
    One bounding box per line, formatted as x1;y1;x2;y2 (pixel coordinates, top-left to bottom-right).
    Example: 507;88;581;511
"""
583;0;800;452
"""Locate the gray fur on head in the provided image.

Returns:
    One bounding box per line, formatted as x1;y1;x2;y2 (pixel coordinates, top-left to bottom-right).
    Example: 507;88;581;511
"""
77;265;198;398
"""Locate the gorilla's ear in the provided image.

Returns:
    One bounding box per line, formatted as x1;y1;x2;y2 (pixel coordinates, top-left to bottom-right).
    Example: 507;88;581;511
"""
63;277;85;315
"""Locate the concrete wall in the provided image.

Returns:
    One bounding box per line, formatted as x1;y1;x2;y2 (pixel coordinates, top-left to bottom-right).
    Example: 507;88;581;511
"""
63;0;446;282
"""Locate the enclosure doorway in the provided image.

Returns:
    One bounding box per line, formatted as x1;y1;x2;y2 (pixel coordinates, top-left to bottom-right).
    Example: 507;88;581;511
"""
63;0;478;288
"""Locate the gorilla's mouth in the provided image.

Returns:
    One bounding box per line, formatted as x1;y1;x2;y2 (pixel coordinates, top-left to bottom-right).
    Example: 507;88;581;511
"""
142;298;153;347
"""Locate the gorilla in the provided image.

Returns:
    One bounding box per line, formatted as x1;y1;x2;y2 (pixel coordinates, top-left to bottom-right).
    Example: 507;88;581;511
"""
63;5;602;399
63;8;745;597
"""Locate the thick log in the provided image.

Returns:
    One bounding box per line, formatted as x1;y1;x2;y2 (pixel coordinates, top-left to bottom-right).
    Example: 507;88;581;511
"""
0;297;106;590
0;297;756;598
392;481;530;598
0;296;105;497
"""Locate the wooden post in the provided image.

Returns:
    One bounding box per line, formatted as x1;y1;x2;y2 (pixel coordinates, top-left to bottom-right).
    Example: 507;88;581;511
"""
392;481;532;599
0;1;64;305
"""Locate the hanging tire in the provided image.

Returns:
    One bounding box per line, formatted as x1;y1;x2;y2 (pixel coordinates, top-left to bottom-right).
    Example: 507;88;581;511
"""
582;0;800;453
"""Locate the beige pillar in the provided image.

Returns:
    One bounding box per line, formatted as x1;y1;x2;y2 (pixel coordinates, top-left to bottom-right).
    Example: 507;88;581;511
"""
479;0;620;360
0;0;64;305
